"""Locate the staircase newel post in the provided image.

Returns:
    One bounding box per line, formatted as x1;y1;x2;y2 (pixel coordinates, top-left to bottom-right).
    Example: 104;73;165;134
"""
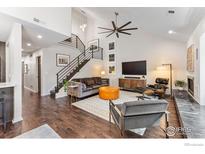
92;46;94;58
57;74;59;90
77;56;79;67
76;36;78;49
101;48;103;60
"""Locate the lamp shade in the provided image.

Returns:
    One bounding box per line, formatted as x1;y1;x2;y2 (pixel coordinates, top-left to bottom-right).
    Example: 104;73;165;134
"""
101;70;106;75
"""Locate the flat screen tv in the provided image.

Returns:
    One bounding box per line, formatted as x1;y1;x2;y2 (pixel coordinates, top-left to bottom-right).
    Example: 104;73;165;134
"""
122;60;147;75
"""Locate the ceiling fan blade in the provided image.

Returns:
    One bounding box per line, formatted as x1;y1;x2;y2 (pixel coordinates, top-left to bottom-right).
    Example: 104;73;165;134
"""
119;27;138;31
112;21;117;30
98;30;113;34
117;21;132;30
118;31;131;35
98;27;113;30
116;32;119;38
106;31;115;37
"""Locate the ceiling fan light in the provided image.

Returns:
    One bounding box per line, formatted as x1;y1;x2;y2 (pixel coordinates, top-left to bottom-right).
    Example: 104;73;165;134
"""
80;24;87;32
98;13;138;38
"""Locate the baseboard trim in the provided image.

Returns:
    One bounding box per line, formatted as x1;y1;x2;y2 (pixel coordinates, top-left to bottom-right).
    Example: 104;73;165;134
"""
12;117;23;124
24;86;38;93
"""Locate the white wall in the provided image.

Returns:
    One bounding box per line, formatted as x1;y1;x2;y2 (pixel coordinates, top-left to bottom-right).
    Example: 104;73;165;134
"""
22;50;42;92
42;45;81;96
86;16;187;93
23;44;81;96
6;23;23;123
74;58;104;78
187;17;205;104
0;7;71;37
72;8;87;44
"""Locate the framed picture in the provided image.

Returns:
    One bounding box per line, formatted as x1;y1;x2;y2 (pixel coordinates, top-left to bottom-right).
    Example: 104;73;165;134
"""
108;65;116;75
187;45;194;72
56;54;70;67
88;39;99;52
109;53;115;62
109;42;115;50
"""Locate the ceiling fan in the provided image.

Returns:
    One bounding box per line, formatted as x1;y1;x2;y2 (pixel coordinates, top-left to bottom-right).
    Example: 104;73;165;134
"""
98;12;138;38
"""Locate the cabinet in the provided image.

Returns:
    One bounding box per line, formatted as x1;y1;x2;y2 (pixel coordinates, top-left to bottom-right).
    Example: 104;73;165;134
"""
0;87;14;126
119;78;146;91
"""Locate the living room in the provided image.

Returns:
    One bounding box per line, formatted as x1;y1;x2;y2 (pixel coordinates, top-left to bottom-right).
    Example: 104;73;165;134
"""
0;1;205;153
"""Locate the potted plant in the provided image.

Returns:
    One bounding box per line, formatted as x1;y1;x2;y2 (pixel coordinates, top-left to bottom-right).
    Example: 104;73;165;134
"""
63;79;68;92
175;80;186;91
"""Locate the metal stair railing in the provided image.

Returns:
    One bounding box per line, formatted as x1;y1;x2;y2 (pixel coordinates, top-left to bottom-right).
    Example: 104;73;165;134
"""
55;46;103;92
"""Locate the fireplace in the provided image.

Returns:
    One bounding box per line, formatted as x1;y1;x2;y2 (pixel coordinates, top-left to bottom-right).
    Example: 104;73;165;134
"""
188;77;194;96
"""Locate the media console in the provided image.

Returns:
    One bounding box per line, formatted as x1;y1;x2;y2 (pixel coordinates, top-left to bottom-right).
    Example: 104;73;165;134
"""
119;78;146;91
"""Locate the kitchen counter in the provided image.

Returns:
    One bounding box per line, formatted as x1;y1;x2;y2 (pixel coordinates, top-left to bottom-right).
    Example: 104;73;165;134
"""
0;82;15;89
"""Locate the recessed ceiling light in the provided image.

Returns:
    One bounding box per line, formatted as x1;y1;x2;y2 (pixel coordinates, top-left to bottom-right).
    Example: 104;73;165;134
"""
168;30;176;34
27;43;31;46
37;35;43;39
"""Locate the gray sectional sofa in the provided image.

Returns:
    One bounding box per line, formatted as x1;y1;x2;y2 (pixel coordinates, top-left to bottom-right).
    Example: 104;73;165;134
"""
67;77;109;98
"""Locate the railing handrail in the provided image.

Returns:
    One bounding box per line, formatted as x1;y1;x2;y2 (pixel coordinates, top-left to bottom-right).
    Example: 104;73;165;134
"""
56;46;103;76
56;47;90;76
57;51;91;80
75;34;85;51
57;53;93;83
62;33;86;53
55;33;103;91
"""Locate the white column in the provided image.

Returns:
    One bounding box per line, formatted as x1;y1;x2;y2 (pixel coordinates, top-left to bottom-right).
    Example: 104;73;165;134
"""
199;33;205;105
6;23;23;123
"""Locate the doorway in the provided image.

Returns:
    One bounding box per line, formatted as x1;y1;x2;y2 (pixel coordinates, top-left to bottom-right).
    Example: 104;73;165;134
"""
37;56;41;95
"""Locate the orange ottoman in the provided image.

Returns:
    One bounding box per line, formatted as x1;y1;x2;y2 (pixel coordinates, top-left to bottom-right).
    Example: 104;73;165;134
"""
99;86;120;122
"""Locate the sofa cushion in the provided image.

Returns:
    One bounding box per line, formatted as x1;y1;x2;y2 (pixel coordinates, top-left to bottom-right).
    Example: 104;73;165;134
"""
72;78;81;82
93;85;100;89
85;79;95;86
93;77;102;85
101;83;109;86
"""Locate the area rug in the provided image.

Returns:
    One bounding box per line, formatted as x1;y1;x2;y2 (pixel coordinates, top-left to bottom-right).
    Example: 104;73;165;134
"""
15;124;61;138
73;90;147;135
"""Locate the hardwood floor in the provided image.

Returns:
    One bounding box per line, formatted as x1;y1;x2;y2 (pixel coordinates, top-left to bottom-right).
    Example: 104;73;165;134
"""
0;89;183;138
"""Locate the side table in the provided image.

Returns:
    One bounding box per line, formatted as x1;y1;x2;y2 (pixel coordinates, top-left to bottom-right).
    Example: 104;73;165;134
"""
68;85;78;104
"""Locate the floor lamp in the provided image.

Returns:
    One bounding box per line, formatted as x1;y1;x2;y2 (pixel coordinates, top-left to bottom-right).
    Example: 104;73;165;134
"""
162;64;173;97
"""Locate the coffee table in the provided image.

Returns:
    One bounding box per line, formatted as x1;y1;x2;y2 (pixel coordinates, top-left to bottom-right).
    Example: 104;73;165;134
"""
99;86;120;122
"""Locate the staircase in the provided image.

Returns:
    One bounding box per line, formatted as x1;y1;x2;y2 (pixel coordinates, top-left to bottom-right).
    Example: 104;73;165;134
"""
59;33;85;53
50;34;103;98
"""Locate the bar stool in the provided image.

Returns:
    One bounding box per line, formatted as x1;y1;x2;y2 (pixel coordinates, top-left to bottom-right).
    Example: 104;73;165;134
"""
0;97;6;131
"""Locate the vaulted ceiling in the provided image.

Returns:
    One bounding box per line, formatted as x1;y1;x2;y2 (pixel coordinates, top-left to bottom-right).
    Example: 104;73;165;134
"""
81;7;205;42
0;12;68;53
